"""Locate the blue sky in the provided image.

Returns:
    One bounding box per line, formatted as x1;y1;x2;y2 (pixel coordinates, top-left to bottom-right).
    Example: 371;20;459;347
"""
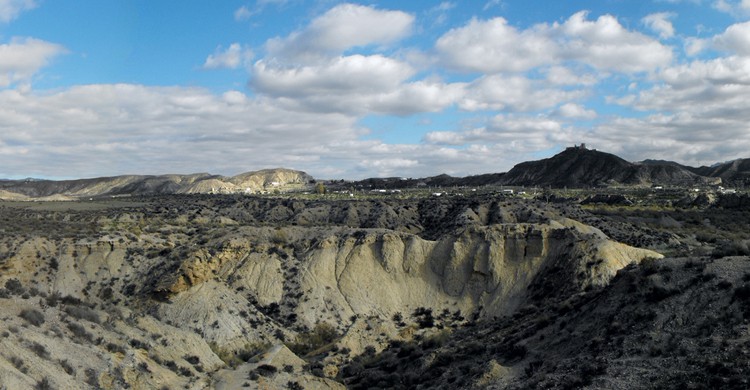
1;0;750;179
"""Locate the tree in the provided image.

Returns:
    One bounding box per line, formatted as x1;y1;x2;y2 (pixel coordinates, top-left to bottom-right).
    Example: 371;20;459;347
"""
315;182;327;195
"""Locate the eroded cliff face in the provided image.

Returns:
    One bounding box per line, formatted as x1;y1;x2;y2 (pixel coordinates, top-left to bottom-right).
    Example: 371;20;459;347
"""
299;220;659;323
0;196;661;389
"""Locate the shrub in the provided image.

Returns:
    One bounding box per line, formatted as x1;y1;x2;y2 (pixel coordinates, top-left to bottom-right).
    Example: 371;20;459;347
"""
210;341;270;368
413;307;435;329
287;381;304;390
256;364;278;377
63;305;100;324
59;359;76;376
29;341;50;359
287;322;339;355
19;309;45;326
84;368;99;387
67;322;93;342
105;342;126;354
5;279;24;295
34;377;54;390
10;356;28;373
184;355;201;365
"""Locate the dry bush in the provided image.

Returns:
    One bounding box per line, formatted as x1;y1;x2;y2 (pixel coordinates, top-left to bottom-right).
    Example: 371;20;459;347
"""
19;309;45;326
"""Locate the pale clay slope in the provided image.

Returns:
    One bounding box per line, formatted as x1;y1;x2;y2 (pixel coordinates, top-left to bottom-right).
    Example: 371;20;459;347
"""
0;168;312;200
0;215;660;389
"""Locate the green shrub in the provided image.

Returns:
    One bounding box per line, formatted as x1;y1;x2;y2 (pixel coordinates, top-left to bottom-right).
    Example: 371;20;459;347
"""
287;322;339;355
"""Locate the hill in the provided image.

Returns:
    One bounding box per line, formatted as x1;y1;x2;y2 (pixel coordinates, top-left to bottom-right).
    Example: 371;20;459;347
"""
501;146;719;188
690;158;750;187
0;168;312;200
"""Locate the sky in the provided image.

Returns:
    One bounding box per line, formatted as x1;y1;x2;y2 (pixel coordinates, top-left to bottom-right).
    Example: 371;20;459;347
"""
1;0;750;180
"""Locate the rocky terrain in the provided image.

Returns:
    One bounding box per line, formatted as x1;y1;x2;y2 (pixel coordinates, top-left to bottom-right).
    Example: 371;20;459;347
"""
2;188;749;389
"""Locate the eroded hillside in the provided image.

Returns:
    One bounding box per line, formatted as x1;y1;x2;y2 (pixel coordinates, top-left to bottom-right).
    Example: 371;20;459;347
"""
0;194;701;389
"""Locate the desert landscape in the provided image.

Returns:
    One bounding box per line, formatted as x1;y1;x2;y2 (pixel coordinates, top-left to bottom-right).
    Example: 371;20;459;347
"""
2;148;750;389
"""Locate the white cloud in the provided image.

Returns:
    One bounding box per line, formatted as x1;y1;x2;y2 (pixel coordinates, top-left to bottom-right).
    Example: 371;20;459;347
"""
266;3;414;60
553;103;597;119
0;37;66;88
545;66;598;86
203;43;254;69
0;84;363;177
713;0;750;13
601;53;750;166
642;12;675;39
684;37;709;56
713;0;734;12
251;55;463;115
252;55;414;97
424;114;573;156
459;75;586;112
427;2;455;25
436;17;556;73
713;21;750;55
483;0;503;11
436;11;672;74
559;11;673;73
234;6;252;21
0;0;35;23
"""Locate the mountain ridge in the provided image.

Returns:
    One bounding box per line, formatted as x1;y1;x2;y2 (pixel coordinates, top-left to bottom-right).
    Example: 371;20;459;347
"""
3;148;749;200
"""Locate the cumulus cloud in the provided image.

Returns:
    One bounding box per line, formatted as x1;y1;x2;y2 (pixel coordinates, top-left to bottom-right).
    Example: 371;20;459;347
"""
424;115;570;150
247;3;463;117
601;51;750;166
553;103;597;119
436;17;556;73
713;21;750;55
545;66;598;86
203;43;253;69
460;75;586;112
251;55;464;115
0;37;66;88
436;11;672;74
642;12;675;39
252;55;415;97
0;0;35;23
0;85;362;177
0;81;584;179
266;3;414;60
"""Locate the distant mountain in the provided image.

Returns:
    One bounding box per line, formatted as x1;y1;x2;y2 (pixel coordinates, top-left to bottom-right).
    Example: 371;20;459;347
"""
347;172;505;190
0;168;313;200
500;146;719;188
4;148;749;201
690;158;750;186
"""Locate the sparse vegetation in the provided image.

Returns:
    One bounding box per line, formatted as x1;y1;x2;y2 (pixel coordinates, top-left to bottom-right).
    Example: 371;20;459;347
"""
288;322;339;356
19;308;45;326
1;191;750;388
